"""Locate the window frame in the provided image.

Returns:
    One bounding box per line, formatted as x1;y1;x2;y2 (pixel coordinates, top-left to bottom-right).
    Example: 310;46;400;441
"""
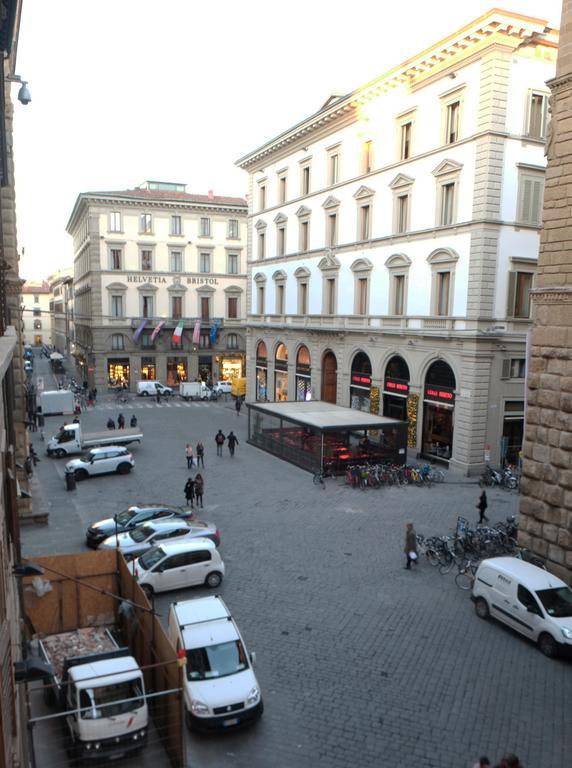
140;248;153;271
440;86;465;146
199;252;211;274
110;294;124;319
169;249;183;273
227;219;239;239
227;252;239;274
227;296;238;319
507;270;534;319
109;211;122;233
111;333;124;351
300;161;311;196
199;217;211;237
277;170;288;204
327;144;341;186
170;215;182;236
516;166;545;226
361;140;374;175
171;295;183;320
139;213;153;234
109;247;123;271
427;249;458;318
525;90;549;140
350;259;373;316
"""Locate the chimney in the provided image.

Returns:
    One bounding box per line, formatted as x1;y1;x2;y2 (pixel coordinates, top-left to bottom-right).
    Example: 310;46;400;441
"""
208;190;214;200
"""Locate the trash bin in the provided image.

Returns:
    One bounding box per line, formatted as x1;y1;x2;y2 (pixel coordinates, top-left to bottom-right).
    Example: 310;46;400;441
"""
65;471;76;492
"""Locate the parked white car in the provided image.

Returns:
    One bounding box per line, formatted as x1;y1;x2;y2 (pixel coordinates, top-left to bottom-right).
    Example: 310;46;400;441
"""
129;539;225;596
65;447;134;480
213;381;232;396
98;519;220;559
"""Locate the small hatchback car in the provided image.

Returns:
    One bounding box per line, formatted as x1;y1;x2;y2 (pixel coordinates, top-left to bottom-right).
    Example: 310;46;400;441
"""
65;447;135;480
130;539;225;596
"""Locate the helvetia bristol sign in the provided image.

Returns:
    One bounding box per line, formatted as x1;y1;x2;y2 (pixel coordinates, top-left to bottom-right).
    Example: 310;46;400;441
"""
126;274;219;285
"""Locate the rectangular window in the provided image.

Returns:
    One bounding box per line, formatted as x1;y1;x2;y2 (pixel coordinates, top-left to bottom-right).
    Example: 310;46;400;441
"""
440;183;455;226
513;271;533;318
140;331;154;349
170;251;182;272
170;215;182;235
228;219;239;238
517;172;544;225
142;295;154;318
436;271;450;316
393;275;405;315
445;101;460;144
227;297;238;319
171;296;183;320
300;221;309;251
110;248;122;270
258;232;266;260
299;282;308;315
227;333;238;350
301;165;311;195
33;308;41;317
329;152;340;185
327;213;337;246
258;285;265;314
200;217;211;237
361;140;373;174
400;122;412;160
526;92;548;139
109;211;122;232
199;332;210;349
111;295;123;318
396;194;409;234
278;174;287;204
140;249;153;271
277;226;286;257
357;278;368;315
200;252;211;273
111;334;124;350
359;205;370;240
510;358;526;378
139;213;152;233
259;184;266;210
276;284;285;314
325;278;336;314
201;297;210;320
227;253;238;274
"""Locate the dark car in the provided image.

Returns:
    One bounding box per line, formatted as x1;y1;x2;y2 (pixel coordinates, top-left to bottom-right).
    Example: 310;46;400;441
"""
86;504;194;548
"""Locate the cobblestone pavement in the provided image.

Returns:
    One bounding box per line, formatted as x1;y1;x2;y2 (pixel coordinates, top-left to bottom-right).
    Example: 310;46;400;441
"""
22;363;571;768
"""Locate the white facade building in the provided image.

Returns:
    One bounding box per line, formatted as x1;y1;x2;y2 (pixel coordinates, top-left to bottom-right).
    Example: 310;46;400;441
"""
20;280;51;347
66;182;247;390
236;9;558;473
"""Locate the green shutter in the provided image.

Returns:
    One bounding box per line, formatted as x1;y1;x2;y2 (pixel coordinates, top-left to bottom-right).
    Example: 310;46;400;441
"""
507;271;517;318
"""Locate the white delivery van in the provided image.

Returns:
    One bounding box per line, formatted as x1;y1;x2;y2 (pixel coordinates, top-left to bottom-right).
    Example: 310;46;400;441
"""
472;557;572;658
40;390;75;415
168;596;263;731
179;381;209;401
136;381;173;397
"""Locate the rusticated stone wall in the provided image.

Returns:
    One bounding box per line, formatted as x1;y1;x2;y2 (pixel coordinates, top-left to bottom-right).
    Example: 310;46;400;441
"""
520;0;572;583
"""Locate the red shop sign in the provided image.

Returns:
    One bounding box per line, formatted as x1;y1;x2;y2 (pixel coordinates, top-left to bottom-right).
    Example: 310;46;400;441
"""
424;386;455;404
384;378;409;394
351;373;371;386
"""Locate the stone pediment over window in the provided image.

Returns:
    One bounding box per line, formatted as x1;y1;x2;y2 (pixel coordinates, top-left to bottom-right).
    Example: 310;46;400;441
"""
427;247;459;264
167;282;188;293
255;219;267;231
196;285;215;294
136;283;159;292
296;205;312;218
253;272;267;284
389;173;414;190
318;251;341;271
294;266;311;279
385;253;412;269
350;257;373;273
272;269;287;283
106;282;127;292
224;284;243;294
353;185;375;200
274;212;288;224
322;195;341;210
432;159;463;177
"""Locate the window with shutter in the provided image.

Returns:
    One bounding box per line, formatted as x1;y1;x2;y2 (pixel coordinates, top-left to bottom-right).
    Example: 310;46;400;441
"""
501;359;511;379
517;171;544;225
506;271;517;318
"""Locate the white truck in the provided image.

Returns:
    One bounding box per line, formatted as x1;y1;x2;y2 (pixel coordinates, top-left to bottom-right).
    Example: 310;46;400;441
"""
179;381;209;401
40;389;75;415
47;422;143;457
168;596;263;732
39;627;148;761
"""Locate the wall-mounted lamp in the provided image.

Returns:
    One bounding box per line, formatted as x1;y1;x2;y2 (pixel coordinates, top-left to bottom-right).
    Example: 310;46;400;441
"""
6;74;31;105
448;72;457;80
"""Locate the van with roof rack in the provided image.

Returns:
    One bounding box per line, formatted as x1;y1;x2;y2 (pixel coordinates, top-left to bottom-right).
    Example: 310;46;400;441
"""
167;595;263;731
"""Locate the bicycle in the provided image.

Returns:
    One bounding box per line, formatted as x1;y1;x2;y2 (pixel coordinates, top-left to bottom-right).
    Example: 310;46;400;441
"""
455;558;480;590
313;463;334;488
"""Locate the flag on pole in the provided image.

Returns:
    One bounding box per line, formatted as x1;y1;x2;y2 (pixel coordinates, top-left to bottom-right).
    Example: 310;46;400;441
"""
172;320;185;343
150;320;166;342
192;320;201;345
209;318;220;344
133;319;148;342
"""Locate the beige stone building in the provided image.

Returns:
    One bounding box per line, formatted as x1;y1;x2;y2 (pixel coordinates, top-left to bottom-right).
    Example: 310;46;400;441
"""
66;182;247;390
237;9;558;475
20;279;50;347
48;267;73;355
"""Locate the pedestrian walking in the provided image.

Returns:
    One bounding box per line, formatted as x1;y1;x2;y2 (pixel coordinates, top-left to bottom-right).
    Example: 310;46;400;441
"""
93;387;98;402
227;431;239;457
185;443;194;468
476;490;489;524
196;441;204;468
184;477;195;509
235;396;242;416
215;429;225;457
404;522;418;570
156;391;161;404
117;413;125;430
107;417;116;430
194;473;204;508
130;414;138;428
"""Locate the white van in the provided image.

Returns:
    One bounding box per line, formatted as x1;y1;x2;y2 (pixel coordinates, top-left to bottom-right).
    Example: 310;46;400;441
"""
137;380;173;397
472;557;572;658
130;539;224;596
168;596;263;731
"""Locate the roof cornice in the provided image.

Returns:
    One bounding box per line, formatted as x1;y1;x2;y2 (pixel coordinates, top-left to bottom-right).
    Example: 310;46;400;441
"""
235;8;558;170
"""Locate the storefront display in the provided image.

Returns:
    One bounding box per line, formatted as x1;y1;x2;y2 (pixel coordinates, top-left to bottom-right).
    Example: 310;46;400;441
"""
383;355;410;421
140;357;156;381
350;352;372;412
220;355;243;382
295;345;311;401
198;355;212;382
107;358;130;388
275;343;288;401
502;400;524;465
256;341;268;401
166;356;188;386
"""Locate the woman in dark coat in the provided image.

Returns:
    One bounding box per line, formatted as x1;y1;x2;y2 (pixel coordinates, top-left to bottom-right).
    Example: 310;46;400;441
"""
194;474;204;509
184;477;195;509
477;490;489;524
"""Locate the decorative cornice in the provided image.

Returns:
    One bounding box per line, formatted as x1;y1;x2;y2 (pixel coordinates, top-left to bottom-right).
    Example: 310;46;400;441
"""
531;287;572;304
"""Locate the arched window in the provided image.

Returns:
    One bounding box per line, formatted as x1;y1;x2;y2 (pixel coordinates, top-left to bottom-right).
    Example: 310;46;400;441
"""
296;345;311;401
275;343;288;401
255;341;268;401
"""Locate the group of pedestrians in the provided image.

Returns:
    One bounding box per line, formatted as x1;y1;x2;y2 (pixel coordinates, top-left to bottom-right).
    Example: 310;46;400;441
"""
215;429;239;457
184;474;204;509
185;442;205;468
473;754;524;768
106;413;137;430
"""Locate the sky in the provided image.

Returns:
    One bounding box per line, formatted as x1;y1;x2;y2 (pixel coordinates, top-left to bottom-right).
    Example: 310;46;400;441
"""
12;0;563;280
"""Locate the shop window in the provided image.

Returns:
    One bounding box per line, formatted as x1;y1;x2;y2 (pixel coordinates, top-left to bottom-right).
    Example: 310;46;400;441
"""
111;334;124;351
256;340;268;401
296;345;311;401
227;333;238;350
108;360;130;387
166;357;188;386
275;342;289;402
141;358;156;380
350;351;372;412
422;360;456;462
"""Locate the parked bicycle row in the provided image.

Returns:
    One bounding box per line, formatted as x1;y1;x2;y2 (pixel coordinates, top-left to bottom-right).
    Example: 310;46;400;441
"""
478;463;520;491
313;461;447;488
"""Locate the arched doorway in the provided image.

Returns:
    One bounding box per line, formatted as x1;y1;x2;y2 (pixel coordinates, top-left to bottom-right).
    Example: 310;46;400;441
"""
296;346;311;401
256;341;268;401
383;355;410;421
422;360;456;461
321;351;337;403
350;351;372;412
275;343;288;401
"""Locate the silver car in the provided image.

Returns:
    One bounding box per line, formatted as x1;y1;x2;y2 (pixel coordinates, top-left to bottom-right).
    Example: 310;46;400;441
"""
98;519;220;559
